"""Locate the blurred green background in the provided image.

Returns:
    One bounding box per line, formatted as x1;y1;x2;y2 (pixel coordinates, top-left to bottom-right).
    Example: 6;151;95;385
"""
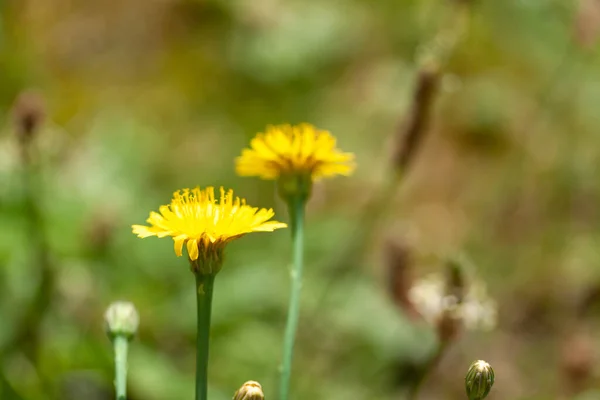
2;0;600;399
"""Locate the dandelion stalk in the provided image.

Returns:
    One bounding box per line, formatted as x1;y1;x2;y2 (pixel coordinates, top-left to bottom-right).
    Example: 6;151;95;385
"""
195;272;215;400
104;301;139;400
279;195;306;400
113;335;129;400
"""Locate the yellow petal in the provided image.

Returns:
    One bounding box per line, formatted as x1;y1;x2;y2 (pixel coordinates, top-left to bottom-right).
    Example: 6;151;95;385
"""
313;162;355;179
173;235;186;257
252;221;288;231
187;238;199;261
132;225;157;238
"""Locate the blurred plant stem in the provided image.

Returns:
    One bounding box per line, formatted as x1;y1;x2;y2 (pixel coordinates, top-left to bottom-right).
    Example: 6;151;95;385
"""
14;142;54;361
113;335;129;400
279;196;306;400
195;273;215;400
405;340;449;400
105;301;139;400
1;93;54;398
406;259;466;399
296;2;473;391
307;0;472;321
307;59;442;317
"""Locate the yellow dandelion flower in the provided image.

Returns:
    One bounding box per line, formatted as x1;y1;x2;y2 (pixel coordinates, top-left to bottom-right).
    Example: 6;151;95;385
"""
132;187;287;267
235;123;355;181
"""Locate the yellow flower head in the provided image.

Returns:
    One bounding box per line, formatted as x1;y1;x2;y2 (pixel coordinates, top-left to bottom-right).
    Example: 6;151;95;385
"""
235;123;355;181
132;187;287;265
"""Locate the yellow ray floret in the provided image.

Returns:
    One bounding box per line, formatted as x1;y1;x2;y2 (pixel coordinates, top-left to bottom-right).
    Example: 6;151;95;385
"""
132;187;287;261
235;123;355;180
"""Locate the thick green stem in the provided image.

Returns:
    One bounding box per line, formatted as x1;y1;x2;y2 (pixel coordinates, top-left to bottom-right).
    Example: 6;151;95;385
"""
195;273;215;400
279;197;306;400
113;335;129;400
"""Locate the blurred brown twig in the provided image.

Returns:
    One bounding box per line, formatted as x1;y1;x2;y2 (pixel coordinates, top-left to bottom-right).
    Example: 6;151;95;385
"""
391;66;441;175
405;258;466;400
300;0;474;394
309;0;471;320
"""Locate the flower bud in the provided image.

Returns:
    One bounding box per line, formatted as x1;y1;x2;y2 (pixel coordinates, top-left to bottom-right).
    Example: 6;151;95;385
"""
104;301;139;340
465;360;494;400
233;381;264;400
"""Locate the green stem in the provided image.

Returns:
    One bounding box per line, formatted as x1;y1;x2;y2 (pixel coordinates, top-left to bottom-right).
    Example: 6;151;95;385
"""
195;273;215;400
279;197;306;400
113;335;129;400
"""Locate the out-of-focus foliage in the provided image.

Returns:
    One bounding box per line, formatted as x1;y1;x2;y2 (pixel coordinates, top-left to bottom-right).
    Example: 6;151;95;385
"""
2;0;600;399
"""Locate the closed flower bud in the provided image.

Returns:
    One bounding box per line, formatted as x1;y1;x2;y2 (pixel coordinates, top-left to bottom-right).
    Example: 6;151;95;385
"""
465;360;494;400
104;301;139;340
233;381;264;400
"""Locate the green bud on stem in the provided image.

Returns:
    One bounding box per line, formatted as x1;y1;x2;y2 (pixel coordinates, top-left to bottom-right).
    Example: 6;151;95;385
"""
465;360;494;400
104;301;139;341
